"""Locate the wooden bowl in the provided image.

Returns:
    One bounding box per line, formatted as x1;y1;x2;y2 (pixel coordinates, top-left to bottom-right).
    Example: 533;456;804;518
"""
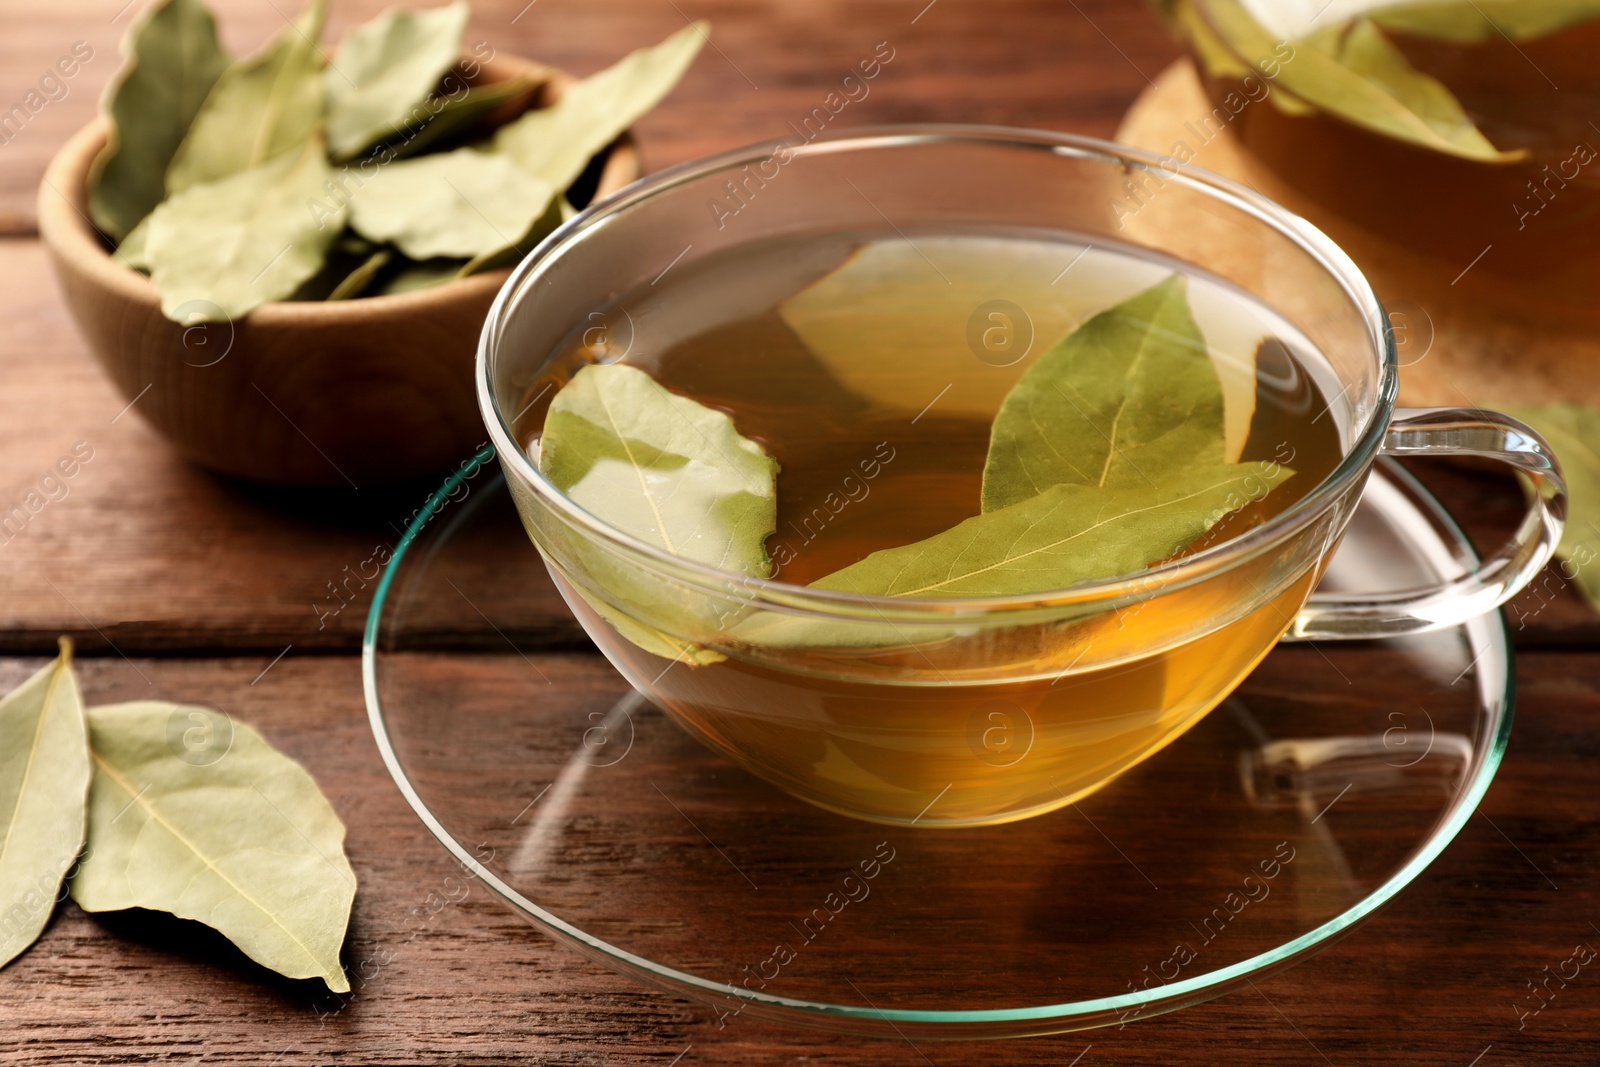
39;56;640;488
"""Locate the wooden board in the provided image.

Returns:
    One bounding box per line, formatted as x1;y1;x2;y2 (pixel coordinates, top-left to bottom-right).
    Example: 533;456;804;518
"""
1;650;1597;1065
5;0;1600;1062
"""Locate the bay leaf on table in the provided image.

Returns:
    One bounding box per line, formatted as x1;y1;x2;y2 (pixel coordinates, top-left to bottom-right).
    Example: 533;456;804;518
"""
1203;0;1525;162
492;22;706;191
165;0;328;195
89;0;230;241
537;362;780;663
71;701;355;993
1500;403;1600;610
981;275;1226;512
1372;0;1600;43
146;135;345;321
325;0;469;161
0;639;88;969
347;147;555;260
734;461;1294;648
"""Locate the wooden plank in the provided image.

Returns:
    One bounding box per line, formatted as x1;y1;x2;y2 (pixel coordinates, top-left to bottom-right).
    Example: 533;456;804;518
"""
4;0;1180;236
0;648;1595;1063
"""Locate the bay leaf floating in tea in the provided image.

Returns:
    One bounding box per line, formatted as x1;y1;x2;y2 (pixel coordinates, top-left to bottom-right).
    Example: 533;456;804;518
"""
0;640;89;970
325;0;469;161
540;362;780;578
72;701;355;993
89;0;229;241
1499;403;1600;610
1200;0;1526;162
492;21;707;191
164;0;327;195
145;135;344;320
537;362;781;664
811;462;1293;599
777;236;1083;420
1371;0;1600;43
778;238;1264;439
347;147;556;260
981;276;1228;512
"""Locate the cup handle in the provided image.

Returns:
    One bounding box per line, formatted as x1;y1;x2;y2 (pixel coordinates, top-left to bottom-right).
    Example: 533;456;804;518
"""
1289;406;1567;641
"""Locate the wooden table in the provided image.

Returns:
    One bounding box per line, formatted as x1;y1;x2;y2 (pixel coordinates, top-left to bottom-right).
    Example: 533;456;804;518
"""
3;1;1598;1063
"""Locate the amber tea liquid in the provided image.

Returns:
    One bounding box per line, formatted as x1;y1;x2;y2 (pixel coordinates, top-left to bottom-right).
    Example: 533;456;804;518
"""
520;231;1346;826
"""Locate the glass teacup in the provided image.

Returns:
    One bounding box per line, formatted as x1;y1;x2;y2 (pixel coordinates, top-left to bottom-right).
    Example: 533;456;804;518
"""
1174;0;1600;327
476;126;1564;827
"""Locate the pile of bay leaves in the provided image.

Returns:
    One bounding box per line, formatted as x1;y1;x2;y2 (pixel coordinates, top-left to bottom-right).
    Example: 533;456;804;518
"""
89;0;705;322
0;642;355;991
1165;0;1600;161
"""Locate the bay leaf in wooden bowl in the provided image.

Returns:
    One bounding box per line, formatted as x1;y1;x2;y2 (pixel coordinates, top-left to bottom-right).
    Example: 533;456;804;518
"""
39;55;640;488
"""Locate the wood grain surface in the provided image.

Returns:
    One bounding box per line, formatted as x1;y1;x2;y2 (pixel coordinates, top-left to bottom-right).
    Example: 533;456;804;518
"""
3;651;1598;1065
2;0;1598;1063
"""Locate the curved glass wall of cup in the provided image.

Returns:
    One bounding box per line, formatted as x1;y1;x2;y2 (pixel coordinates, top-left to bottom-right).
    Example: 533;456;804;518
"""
364;454;1512;1039
473;127;1410;829
477;126;1394;645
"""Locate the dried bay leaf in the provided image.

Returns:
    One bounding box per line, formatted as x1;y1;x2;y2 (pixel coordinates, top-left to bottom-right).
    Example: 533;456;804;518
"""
165;0;328;195
347;147;555;260
286;231;377;299
326;247;392;299
146;136;345;321
541;362;779;576
817;462;1292;598
1203;0;1525;162
72;702;355;992
1372;0;1600;43
456;190;562;277
325;0;469;160
0;640;89;969
981;276;1227;512
537;362;780;663
115;214;152;271
732;462;1294;650
492;22;705;191
1303;18;1525;153
375;256;467;294
1172;0;1251;78
1500;403;1600;610
89;0;230;241
383;69;545;161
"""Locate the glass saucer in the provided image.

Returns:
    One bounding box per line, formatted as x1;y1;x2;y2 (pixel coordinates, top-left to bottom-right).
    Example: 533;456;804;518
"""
364;454;1511;1039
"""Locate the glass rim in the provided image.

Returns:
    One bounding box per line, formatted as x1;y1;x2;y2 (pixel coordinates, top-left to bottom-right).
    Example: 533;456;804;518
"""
475;123;1399;619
